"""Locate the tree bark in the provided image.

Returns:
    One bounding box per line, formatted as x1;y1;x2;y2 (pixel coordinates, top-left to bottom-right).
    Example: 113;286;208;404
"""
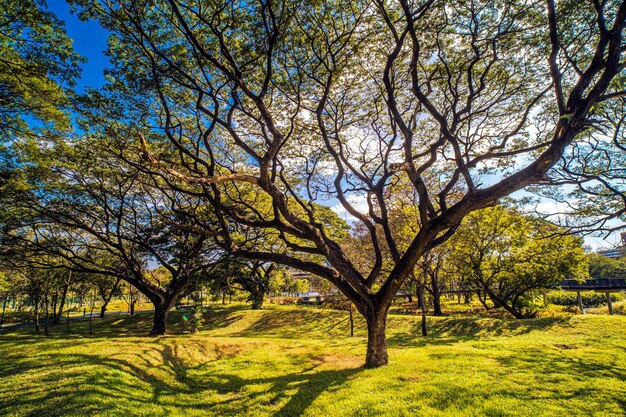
53;272;72;325
430;273;442;316
349;302;354;337
99;278;121;318
149;301;171;336
99;304;108;319
50;295;57;326
485;288;525;319
249;286;265;309
365;308;388;368
577;291;584;314
0;293;7;329
34;292;40;333
477;290;491;310
44;293;49;336
418;282;428;337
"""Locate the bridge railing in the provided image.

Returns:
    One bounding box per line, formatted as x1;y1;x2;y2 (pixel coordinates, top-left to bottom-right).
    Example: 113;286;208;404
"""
556;278;626;291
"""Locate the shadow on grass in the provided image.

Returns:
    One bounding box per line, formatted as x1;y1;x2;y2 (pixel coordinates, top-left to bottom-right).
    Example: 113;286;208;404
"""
387;316;571;347
1;309;625;416
232;309;343;339
0;304;252;340
2;306;574;351
0;337;362;417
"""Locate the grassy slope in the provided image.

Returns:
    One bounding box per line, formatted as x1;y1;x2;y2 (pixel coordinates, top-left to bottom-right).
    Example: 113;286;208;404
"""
1;305;625;417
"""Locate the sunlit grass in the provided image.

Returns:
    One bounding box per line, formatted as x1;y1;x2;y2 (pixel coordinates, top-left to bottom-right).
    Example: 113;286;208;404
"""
1;305;625;416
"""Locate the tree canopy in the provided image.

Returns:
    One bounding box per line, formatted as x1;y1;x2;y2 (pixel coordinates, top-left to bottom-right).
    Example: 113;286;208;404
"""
448;205;588;318
0;0;82;137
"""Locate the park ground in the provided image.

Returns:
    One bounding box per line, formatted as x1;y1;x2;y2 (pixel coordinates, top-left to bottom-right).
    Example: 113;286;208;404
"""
1;304;625;417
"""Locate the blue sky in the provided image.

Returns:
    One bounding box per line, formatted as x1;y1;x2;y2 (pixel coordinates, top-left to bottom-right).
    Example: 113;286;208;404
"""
48;0;109;91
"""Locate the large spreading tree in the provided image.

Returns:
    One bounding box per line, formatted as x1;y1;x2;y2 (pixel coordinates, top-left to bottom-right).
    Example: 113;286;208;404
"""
68;0;626;367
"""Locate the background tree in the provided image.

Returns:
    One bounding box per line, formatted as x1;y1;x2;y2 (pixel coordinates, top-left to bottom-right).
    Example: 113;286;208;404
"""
199;258;275;310
448;206;589;318
0;269;9;328
588;253;626;279
268;268;311;297
93;274;122;318
1;136;224;335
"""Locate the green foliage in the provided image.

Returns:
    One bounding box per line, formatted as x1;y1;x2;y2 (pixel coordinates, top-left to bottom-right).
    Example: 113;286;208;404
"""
269;269;310;294
588;254;626;279
199;259;273;309
0;0;83;136
547;291;623;307
184;305;204;333
0;271;8;293
448;205;589;318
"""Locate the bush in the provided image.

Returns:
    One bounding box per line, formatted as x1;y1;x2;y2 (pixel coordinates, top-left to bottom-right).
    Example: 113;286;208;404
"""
182;306;204;333
547;291;623;307
269;297;300;305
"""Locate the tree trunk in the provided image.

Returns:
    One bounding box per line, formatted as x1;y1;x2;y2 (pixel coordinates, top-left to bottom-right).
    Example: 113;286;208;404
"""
429;272;442;316
485;288;525;319
50;295;57;326
432;291;442;316
349;303;354;337
34;292;40;333
418;282;428;337
150;301;170;336
100;277;121;318
44;293;50;336
89;303;95;336
130;299;135;315
365;309;388;368
0;293;8;329
100;304;108;319
250;287;265;310
477;290;491;310
53;274;71;325
576;291;584;314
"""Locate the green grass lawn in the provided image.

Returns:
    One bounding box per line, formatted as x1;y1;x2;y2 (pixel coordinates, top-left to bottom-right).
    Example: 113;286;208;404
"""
1;305;625;416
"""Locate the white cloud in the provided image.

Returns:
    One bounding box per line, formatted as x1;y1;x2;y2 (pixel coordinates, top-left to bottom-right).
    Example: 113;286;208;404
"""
330;194;368;223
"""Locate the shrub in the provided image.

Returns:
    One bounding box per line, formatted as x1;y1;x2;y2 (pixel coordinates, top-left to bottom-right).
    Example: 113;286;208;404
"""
182;306;204;333
547;291;623;307
269;297;300;305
